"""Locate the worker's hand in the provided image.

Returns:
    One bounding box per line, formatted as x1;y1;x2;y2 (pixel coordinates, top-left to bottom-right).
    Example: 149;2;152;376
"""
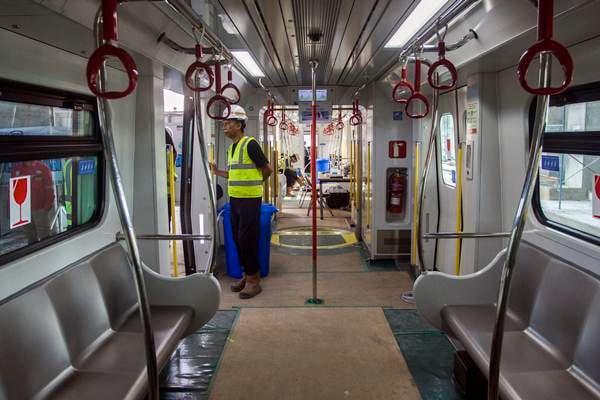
209;162;217;175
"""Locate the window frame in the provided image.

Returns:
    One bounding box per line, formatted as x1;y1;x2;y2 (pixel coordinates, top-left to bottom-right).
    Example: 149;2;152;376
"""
0;79;105;266
529;81;600;246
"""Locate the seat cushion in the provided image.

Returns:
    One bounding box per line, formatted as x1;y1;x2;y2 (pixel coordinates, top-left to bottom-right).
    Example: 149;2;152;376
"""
442;305;571;400
505;369;600;400
46;306;193;400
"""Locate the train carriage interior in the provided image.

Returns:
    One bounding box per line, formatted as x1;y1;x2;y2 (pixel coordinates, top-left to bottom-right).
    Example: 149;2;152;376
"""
1;0;599;399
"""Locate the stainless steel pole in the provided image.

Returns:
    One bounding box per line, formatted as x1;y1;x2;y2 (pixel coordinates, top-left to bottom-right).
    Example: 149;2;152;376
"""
416;71;440;273
487;53;552;400
193;88;218;274
93;9;159;400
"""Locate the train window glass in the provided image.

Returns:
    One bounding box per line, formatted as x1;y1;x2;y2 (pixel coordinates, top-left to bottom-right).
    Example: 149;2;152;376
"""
0;100;93;137
532;82;600;243
439;113;457;187
0;157;101;257
0;82;103;263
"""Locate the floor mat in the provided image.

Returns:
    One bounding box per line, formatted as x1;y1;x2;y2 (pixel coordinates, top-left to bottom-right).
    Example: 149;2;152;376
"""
217;271;415;308
272;226;357;250
384;309;464;400
160;310;239;399
208;308;421;400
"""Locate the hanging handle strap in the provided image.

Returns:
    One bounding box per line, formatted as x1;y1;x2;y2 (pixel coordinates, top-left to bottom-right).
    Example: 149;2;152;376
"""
336;111;345;130
406;58;430;119
279;110;288;131
219;67;241;104
392;63;415;104
350;98;362;126
265;99;278;126
428;41;458;90
86;0;138;99
517;0;573;95
185;44;214;92
207;61;231;120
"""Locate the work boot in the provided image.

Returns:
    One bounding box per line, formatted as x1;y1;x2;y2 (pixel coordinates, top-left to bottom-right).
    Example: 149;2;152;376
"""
230;276;246;292
239;273;262;299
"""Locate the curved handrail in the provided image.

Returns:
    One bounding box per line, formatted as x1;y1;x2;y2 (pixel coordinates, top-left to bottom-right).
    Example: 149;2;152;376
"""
219;67;241;104
193;88;219;274
185;44;214;92
428;41;458;90
406;58;430;119
86;0;138;99
92;4;158;400
516;0;573;95
488;2;573;399
392;63;414;104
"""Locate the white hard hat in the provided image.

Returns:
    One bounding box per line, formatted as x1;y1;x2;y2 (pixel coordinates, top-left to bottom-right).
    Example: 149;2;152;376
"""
224;104;248;121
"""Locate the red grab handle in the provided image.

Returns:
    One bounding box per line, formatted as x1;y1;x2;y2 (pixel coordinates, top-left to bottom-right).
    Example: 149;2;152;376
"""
350;98;363;126
392;64;415;104
185;45;214;92
406;59;430;119
266;115;278;126
219;70;241;104
279;112;288;131
206;95;231;120
86;0;138;99
428;42;458;90
517;0;573;95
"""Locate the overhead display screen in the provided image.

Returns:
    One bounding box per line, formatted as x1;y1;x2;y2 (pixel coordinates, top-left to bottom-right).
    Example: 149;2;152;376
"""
298;89;327;102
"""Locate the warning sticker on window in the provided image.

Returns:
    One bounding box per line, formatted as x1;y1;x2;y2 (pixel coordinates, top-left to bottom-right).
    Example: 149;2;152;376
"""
10;175;31;229
466;102;478;135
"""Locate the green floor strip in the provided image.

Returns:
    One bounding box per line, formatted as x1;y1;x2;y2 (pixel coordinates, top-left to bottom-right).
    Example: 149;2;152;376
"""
384;309;464;400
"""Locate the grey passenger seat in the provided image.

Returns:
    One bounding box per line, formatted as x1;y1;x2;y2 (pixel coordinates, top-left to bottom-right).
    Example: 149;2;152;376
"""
0;243;220;400
425;243;600;400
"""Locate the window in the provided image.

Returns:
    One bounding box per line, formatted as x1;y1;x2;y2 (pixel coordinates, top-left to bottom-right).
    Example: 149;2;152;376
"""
532;81;600;243
439;113;457;187
0;81;103;263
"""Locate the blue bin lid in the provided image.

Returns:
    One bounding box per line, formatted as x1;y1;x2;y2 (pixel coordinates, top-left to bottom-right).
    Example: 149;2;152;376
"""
219;202;277;214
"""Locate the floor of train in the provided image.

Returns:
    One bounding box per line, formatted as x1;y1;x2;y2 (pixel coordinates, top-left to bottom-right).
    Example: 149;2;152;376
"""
161;198;463;400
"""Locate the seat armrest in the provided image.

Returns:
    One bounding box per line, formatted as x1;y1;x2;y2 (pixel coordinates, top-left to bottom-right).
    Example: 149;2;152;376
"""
142;265;221;335
414;249;507;330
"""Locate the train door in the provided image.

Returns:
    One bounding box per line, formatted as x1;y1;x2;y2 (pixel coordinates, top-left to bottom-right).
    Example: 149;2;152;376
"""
434;90;460;274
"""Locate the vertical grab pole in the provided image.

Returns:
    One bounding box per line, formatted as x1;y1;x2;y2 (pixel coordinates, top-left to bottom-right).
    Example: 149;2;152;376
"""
92;9;159;400
307;59;323;304
193;88;218;274
167;146;178;276
487;52;552;400
454;146;463;276
416;71;440;273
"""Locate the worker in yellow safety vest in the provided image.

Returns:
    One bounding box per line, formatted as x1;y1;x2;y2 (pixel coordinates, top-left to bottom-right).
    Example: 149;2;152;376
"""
210;105;272;299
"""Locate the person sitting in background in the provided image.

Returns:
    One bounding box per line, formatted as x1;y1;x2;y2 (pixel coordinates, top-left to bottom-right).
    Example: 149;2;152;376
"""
284;154;299;197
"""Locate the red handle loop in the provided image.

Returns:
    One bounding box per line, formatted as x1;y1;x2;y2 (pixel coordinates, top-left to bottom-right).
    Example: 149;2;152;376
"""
405;58;430;119
517;0;573;95
427;42;458;90
266;115;278;126
279;120;288;131
349;114;362;126
185;45;214;92
219;69;241;104
86;0;138;99
405;93;430;119
393;65;414;103
336;121;345;131
87;44;138;99
206;95;231;120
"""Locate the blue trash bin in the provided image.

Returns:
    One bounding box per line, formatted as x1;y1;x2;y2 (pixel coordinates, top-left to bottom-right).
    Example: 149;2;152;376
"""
316;158;330;173
221;203;278;278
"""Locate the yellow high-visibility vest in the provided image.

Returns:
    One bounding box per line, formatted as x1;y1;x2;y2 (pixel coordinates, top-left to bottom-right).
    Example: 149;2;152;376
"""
227;136;263;198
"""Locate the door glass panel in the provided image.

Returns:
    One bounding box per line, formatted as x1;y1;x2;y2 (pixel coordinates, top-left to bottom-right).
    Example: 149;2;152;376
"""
439;113;456;187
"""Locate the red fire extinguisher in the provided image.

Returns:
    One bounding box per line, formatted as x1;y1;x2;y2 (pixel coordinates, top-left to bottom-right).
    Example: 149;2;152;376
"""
388;169;406;214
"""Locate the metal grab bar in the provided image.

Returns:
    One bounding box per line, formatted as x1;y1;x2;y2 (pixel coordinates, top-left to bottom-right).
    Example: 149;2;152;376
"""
116;233;213;241
415;72;440;274
194;88;219;274
423;232;511;239
93;6;159;400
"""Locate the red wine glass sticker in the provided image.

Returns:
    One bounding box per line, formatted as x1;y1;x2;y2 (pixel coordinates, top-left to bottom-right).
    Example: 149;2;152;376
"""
10;176;31;229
